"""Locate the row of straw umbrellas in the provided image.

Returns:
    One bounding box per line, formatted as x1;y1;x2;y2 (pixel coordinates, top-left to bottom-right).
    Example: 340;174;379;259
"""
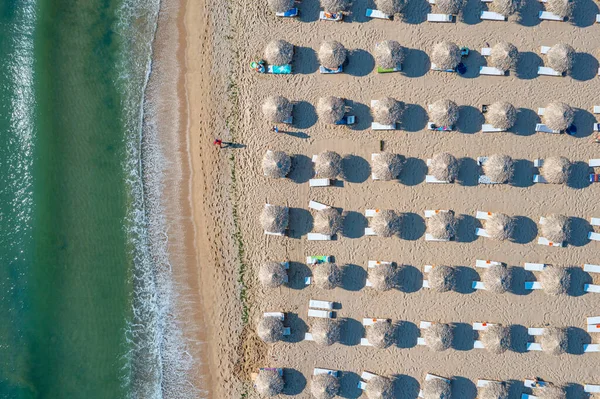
268;0;575;18
260;260;572;294
263;95;577;131
263;39;575;74
264;148;574;184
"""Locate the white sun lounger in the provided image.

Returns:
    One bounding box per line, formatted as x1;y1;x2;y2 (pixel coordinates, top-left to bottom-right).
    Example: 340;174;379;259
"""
585;384;600;392
535;123;560;133
309;299;334;310
533;175;547;183
422;265;432;287
358;381;368;389
309;201;330;211
476;211;493;220
360;338;373;346
308;309;333;318
476;259;502;268
430;63;455;72
264;312;285;320
481;11;506;20
538;66;562;76
589;232;600;241
527;343;543;351
588;324;600;333
314;368;338;376
525;282;543;290
304;332;314;340
473;322;495;331
309;178;332;187
362;372;377;380
426;234;449;242
587;316;600;324
597;14;600;22
539;11;565;20
540;46;551;54
363;318;388;326
524;263;546;271
365;8;392;19
584;264;600;273
481;48;492;56
419;375;450;398
482;124;504;132
537;237;564;247
424;210;449;218
594;106;600;114
480;66;505;75
591;218;600;227
476;228;491;237
474;340;485;348
427;13;454;22
368;260;392;268
584;284;600;293
590;159;600;167
365;209;378;217
528;327;545;336
477;380;501;388
472;281;486;289
364;228;377;236
307;233;332;241
534;159;544;167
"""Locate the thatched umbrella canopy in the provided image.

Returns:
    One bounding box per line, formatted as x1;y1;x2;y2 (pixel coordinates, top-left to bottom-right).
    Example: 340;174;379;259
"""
541;327;568;355
261;204;289;234
428;265;456;292
547;44;575;74
313;262;342;290
429;99;459;127
371;210;402;238
268;0;294;13
540;265;570;296
311;318;341;346
374;40;405;69
491;0;520;16
263;150;292;178
540;214;570;243
487;102;517;130
369;263;400;291
423;378;452;399
427;212;457;241
544;102;574;131
255;369;285;396
537;385;567;399
317;97;346;124
486;213;515;241
483;154;514;184
257;316;285;343
259;261;287;288
424;323;453;351
264;40;294;66
372;152;404;181
375;0;408;14
429;153;459;182
262;96;293;123
314;208;344;236
437;0;464;14
372;97;404;125
366;376;394;399
322;0;352;13
311;374;340;399
541;156;571;184
547;0;574;18
481;325;510;354
483;264;512;294
366;321;395;349
319;41;347;69
480;381;509;399
431;42;461;71
491;42;519;72
315;151;343;179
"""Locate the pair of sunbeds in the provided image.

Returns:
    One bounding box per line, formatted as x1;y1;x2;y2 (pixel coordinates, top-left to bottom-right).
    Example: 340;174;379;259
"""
263;312;291;336
307;201;334;241
479;47;508;76
365;260;393;287
304;256;332;285
360;317;391;346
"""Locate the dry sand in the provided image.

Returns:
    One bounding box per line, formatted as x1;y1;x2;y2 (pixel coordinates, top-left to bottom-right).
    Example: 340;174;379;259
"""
184;0;600;397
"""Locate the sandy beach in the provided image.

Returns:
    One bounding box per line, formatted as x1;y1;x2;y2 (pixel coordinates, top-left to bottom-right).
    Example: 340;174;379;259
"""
183;0;600;397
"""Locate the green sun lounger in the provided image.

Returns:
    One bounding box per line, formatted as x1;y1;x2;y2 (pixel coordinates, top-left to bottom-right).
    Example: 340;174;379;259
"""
377;65;402;73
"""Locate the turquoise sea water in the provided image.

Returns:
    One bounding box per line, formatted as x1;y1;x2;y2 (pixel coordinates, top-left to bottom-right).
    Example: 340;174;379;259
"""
0;1;193;398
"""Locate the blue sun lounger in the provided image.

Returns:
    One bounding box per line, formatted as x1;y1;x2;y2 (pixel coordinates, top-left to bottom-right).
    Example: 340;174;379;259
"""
319;65;343;74
365;8;393;19
276;8;298;17
267;64;292;74
335;115;355;125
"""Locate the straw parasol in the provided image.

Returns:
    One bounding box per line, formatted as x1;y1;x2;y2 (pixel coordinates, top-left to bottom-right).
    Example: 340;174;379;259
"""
424;323;453;351
422;378;452;399
366;320;395;349
431;42;461;71
547;0;574;18
428;265;456;292
372;97;404;125
544;102;574;131
491;42;519;72
437;0;464;14
255;369;284;396
319;41;347;69
483;154;514;184
541;327;568;355
372;152;404;181
264;40;293;66
311;318;342;346
374;40;405;69
427;212;457;242
372;210;402;237
487;102;517;130
314;207;344;236
257;316;285;343
483;264;512;294
268;0;294;13
480;381;509;399
540;266;570;296
262;96;293;123
317;97;346;124
366;376;394;399
491;0;521;16
429;153;459;182
313;262;342;290
368;263;400;291
429;99;459;127
311;374;340;399
541;156;571;184
486;213;515;241
481;325;510;354
537;385;567;399
322;0;352;13
260;204;289;234
259;261;287;288
375;0;408;14
263;150;292;178
547;44;575;74
315;151;343;179
540;214;570;243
